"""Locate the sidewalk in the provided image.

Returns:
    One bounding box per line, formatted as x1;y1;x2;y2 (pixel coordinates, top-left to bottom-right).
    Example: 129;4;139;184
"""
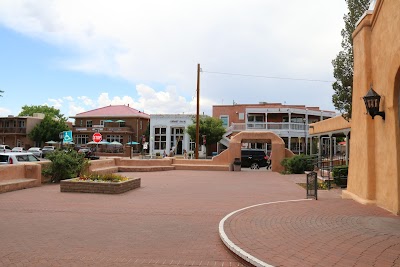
220;175;400;267
0;170;398;267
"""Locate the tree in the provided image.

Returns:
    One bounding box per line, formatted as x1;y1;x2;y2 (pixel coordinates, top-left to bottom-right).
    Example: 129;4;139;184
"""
21;105;69;146
29;116;69;146
0;90;3;97
18;105;66;120
186;116;226;147
332;0;370;119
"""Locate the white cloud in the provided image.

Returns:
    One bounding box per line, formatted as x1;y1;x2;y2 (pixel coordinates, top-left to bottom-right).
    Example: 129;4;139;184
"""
0;0;347;113
57;84;216;118
63;96;73;101
46;98;63;109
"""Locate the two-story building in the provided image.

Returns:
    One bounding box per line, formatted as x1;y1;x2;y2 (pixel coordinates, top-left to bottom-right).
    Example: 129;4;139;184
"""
213;102;336;154
0;113;45;149
70;105;150;147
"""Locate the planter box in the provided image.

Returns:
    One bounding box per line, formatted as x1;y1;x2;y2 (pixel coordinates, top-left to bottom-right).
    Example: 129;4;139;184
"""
60;177;141;194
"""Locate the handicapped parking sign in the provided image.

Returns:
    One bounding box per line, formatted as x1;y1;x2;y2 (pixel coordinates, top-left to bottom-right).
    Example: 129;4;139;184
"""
63;131;73;143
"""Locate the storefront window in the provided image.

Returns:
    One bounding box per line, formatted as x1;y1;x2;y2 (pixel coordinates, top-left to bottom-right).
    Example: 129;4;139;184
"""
154;127;167;150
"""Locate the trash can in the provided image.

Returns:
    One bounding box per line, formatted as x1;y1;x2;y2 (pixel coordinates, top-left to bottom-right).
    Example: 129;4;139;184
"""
233;157;241;171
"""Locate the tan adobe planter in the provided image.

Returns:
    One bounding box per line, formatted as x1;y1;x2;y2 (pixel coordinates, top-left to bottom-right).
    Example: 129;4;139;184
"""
60;178;141;194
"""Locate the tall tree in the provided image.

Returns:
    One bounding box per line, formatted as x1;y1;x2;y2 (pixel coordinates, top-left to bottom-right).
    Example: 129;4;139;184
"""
186;116;226;146
18;105;66;120
20;105;69;146
332;0;370;119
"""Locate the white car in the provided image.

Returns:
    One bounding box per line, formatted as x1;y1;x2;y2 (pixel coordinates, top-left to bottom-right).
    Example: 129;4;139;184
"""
0;152;41;164
27;147;43;158
11;147;26;153
0;145;12;153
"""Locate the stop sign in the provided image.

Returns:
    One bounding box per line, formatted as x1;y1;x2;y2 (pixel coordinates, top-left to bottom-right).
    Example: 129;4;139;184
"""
93;132;102;143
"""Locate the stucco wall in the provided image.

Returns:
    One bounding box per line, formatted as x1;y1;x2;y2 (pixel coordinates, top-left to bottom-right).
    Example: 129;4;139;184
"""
343;0;400;215
309;116;351;135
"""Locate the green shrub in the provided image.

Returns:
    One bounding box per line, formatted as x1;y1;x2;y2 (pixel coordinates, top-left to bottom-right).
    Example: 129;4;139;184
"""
42;149;87;183
281;154;314;174
332;165;348;186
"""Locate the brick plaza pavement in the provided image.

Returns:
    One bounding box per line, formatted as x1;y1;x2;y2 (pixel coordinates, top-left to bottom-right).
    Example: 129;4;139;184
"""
0;169;304;267
0;170;398;267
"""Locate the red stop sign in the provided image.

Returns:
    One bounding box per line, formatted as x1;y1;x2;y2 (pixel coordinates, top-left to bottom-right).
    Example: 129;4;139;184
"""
93;132;102;143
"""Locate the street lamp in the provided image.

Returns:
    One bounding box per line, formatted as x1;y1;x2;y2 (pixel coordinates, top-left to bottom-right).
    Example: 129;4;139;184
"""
303;118;307;155
363;86;385;120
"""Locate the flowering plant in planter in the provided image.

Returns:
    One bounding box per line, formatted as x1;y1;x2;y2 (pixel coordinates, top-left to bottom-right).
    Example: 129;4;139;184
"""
73;173;129;183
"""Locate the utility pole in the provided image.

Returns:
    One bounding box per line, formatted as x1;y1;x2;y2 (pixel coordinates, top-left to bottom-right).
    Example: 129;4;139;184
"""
195;63;200;159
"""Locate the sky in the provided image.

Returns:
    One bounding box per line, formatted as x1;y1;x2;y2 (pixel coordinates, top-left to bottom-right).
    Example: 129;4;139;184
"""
0;0;348;120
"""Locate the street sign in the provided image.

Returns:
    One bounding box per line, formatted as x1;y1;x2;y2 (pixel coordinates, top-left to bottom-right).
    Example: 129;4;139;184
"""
93;132;102;143
63;131;73;143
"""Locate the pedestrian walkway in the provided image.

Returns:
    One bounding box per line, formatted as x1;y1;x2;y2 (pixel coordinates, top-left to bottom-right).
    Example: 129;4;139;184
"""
0;170;398;267
220;175;400;267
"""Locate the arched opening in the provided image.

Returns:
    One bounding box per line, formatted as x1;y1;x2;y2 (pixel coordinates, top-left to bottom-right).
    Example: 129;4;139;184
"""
228;131;287;172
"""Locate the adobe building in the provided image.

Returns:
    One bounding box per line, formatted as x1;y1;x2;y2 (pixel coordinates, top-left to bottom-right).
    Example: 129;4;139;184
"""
311;0;400;215
0;113;45;149
70;105;150;147
342;0;400;215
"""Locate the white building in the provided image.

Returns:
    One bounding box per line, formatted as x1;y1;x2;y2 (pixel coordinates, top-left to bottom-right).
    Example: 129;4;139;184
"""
149;114;196;156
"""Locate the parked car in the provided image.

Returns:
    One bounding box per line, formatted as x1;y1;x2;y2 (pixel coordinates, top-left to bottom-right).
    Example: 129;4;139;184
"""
241;149;270;169
27;147;43;158
11;147;26;153
0;145;12;153
42;146;56;158
0;152;41;164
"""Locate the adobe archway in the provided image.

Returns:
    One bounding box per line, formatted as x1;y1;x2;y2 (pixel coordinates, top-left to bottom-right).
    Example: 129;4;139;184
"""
226;131;287;172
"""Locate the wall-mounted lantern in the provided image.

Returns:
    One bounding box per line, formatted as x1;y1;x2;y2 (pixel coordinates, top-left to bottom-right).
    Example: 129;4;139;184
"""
363;87;385;120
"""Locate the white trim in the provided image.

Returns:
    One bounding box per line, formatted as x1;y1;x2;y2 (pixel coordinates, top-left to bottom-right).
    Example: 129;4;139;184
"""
219;199;312;267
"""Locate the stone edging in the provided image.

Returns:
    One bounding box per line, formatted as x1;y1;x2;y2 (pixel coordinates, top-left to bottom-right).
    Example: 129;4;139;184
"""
60;177;141;194
218;199;312;267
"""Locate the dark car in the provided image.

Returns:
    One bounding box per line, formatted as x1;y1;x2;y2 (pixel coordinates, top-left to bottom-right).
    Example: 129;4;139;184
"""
241;149;270;169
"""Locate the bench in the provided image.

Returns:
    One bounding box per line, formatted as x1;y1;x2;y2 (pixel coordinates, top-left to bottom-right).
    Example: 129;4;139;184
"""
0;164;41;193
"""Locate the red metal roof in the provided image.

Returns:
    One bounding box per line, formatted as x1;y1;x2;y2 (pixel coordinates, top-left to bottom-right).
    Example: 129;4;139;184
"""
71;105;150;119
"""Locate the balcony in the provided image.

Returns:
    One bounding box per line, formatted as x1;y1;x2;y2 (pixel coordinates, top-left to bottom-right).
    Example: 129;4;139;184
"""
73;126;133;133
0;127;27;134
231;122;308;137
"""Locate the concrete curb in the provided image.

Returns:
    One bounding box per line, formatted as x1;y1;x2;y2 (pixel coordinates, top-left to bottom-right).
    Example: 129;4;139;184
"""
218;199;313;267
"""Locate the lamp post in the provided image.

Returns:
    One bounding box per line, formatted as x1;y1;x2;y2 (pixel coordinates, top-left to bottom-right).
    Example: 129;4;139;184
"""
303;118;307;155
363;86;385;120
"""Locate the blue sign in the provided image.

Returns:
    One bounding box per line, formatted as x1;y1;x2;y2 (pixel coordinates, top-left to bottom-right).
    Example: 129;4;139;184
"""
63;131;73;143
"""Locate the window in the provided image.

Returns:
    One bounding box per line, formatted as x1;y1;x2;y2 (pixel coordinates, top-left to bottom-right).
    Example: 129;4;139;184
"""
76;134;89;145
86;120;93;127
106;135;123;143
247;114;264;122
100;120;104;126
18;120;25;128
140;120;143;130
154;127;167;150
220;115;229;128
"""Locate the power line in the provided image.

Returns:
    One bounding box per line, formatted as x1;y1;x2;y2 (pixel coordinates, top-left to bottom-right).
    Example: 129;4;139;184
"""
201;70;334;83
